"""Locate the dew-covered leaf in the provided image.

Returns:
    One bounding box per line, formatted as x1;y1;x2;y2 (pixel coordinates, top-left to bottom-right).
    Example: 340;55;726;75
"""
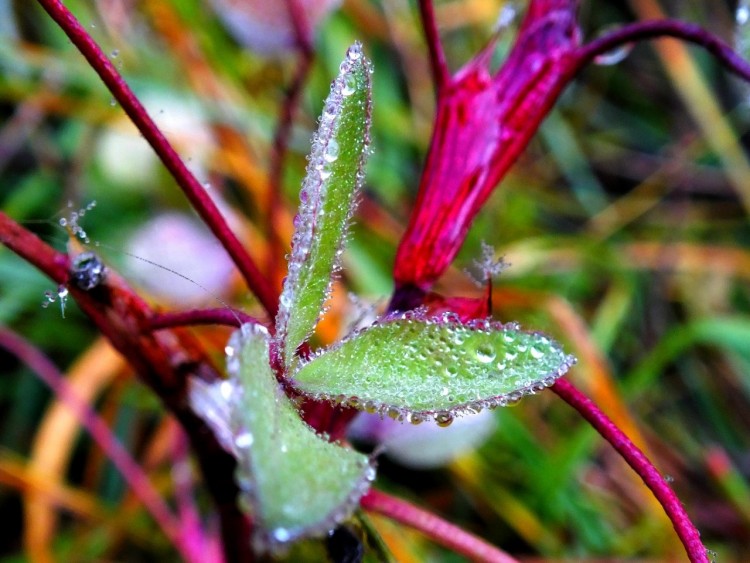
292;316;576;424
202;324;374;552
276;43;372;367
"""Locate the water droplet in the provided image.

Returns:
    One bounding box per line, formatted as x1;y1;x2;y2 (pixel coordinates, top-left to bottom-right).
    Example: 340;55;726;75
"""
435;412;454;427
59;218;67;227
342;75;357;96
444;365;458;378
324;139;339;162
664;474;675;483
505;395;522;407
739;1;750;25
347;44;362;61
440;387;450;396
348;397;361;409
319;168;332;180
57;286;68;300
109;98;117;107
387;407;401;420
505;351;518;361
494;3;518;31
219;380;234;400
235;432;254;448
71;252;106;290
530;346;544;359
272;527;291;542
225;345;235;357
110;49;119;58
409;413;425;425
365;464;377;481
502;332;515;343
279;293;292;308
476;345;495;363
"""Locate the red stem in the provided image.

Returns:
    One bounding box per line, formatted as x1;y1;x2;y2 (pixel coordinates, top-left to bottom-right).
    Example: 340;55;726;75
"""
361;489;518;562
551;378;708;563
34;0;278;319
148;308;262;330
0;327;199;562
576;18;750;82
417;0;449;91
266;0;315;280
0;210;253;562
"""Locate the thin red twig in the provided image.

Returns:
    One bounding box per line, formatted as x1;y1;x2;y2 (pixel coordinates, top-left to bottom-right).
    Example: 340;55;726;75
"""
266;0;315;280
551;378;708;563
360;489;518;563
576;18;750;83
0;327;198;562
148;308;262;330
0;211;253;562
34;0;278;319
417;0;449;91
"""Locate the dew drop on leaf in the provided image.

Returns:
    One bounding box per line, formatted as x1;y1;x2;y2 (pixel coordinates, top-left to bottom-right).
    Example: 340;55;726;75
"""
475;345;495;363
324;139;339;162
435;412;454;427
235;431;254;449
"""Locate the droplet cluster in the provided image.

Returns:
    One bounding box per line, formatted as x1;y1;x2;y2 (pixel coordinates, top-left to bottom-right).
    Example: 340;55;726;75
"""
41;284;69;317
59;200;97;244
275;42;373;366
292;312;576;424
469;241;509;286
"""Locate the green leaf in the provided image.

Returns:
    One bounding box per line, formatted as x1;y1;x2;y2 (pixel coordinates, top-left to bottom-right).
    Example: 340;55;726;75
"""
276;43;373;367
292;314;576;424
197;324;374;551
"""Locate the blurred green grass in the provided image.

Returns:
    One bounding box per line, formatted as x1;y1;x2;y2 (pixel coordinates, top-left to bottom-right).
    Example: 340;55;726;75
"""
1;0;749;560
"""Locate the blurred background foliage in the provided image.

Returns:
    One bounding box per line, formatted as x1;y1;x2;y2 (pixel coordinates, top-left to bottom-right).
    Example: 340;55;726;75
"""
1;0;750;560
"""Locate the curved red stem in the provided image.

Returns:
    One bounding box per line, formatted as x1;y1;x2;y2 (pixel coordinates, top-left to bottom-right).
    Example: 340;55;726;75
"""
266;0;315;280
551;378;708;563
418;0;449;91
0;327;197;561
35;0;278;319
576;18;750;83
361;489;518;562
148;308;262;330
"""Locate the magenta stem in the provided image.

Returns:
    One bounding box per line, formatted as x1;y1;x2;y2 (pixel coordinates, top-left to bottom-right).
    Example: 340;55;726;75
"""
361;489;518;563
576;18;750;83
418;0;449;91
148;308;262;330
551;378;708;563
0;327;199;562
172;428;224;562
34;0;278;319
266;0;315;279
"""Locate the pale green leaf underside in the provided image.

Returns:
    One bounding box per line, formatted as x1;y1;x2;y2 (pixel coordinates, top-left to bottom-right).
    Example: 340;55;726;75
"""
228;325;373;550
276;43;372;367
292;318;576;419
